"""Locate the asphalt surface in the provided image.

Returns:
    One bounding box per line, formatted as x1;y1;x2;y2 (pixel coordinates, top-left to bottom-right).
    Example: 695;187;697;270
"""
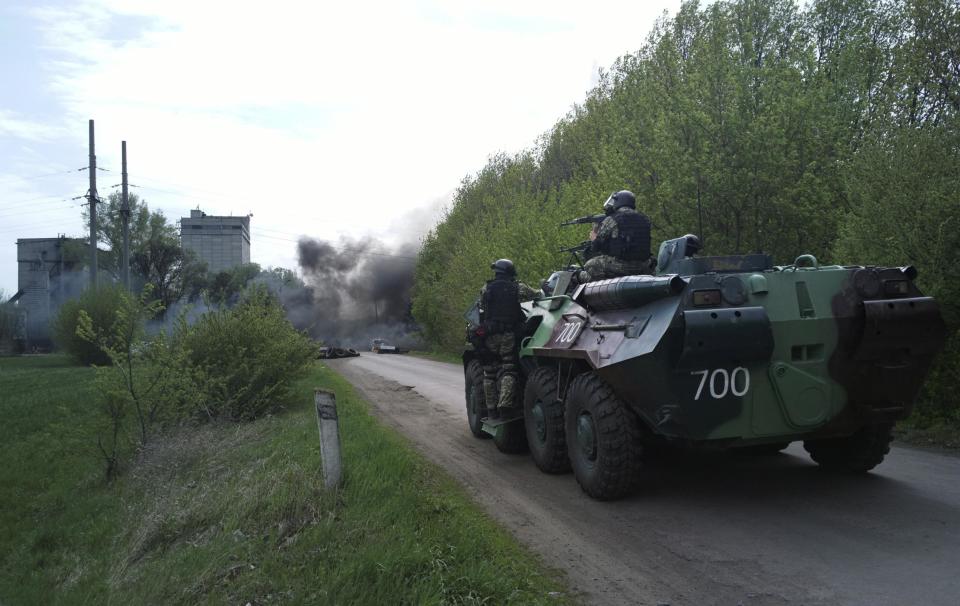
328;353;960;606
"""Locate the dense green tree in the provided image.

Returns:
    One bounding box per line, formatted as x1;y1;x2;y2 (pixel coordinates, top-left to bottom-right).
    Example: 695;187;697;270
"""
130;212;206;314
413;0;959;420
208;263;262;304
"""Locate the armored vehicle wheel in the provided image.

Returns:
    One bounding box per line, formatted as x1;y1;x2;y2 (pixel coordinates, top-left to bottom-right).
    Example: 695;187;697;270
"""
464;360;490;439
523;367;570;473
492;416;528;454
564;372;643;500
804;423;894;473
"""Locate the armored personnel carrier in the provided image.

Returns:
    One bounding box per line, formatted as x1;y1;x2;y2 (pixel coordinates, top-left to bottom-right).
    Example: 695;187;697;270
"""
463;235;946;500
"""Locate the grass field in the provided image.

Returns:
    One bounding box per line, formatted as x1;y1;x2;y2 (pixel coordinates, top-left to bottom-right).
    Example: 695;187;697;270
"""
0;355;569;605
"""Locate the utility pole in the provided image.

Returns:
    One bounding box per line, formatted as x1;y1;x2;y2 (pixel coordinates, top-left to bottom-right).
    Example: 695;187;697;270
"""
120;140;130;289
87;119;98;288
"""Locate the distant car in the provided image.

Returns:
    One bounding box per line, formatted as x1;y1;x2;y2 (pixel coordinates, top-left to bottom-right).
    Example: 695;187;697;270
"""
371;339;401;354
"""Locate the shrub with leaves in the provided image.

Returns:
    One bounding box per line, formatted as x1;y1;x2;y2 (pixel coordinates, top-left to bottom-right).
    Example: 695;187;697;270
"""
53;285;128;366
174;285;317;421
77;287;168;479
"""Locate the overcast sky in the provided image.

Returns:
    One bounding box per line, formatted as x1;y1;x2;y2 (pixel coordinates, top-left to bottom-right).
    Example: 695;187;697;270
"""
0;0;682;295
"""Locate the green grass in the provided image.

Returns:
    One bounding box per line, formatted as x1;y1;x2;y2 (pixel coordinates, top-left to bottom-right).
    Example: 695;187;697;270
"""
0;355;570;605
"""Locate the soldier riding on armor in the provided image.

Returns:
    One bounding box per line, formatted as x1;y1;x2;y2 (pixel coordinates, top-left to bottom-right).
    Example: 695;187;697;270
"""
580;190;654;282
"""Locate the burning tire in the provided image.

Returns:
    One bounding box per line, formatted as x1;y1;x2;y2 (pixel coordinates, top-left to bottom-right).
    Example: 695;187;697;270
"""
804;423;893;473
464;360;490;439
564;372;643;500
523;367;569;473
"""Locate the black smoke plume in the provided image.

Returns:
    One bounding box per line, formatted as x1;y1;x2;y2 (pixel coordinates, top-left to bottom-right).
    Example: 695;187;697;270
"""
295;236;421;348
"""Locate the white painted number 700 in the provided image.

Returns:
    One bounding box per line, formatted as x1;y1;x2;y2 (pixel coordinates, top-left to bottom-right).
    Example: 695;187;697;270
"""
691;367;750;400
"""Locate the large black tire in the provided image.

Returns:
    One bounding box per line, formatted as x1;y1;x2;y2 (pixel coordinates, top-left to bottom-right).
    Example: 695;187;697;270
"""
564;372;644;500
464;360;490;439
803;424;893;473
523;367;570;473
492;418;529;454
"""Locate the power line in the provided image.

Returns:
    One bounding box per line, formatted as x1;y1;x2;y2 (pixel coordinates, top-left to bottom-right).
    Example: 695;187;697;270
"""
0;194;78;211
0;202;83;221
0;167;88;183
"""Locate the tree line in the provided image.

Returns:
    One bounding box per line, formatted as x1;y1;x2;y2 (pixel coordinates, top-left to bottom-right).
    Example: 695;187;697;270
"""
66;191;305;314
412;0;959;426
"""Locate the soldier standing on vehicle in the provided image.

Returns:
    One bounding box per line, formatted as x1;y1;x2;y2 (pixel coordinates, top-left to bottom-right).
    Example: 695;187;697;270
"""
479;259;537;419
581;190;654;281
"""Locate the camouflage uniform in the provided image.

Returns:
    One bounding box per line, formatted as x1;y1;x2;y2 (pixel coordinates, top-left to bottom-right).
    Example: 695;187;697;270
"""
582;207;654;281
480;281;537;413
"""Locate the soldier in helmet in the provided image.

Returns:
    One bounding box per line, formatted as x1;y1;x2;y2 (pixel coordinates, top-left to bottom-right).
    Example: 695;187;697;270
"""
478;259;537;419
581;190;654;281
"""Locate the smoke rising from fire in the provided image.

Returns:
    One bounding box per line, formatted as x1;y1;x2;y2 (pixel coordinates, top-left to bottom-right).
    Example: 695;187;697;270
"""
295;236;420;348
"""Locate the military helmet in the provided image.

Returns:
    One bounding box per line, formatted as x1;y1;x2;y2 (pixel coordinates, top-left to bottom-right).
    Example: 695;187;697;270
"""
683;234;703;256
491;258;516;277
602;190;637;214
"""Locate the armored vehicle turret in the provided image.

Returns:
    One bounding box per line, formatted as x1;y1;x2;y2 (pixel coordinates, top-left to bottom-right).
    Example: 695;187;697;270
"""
463;235;946;500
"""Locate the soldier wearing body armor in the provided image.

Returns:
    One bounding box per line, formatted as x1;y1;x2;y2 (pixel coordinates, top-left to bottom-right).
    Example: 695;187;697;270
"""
581;190;654;281
478;259;537;419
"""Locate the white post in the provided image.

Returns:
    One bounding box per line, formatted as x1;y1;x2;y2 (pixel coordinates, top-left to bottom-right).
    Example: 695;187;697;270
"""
315;389;342;489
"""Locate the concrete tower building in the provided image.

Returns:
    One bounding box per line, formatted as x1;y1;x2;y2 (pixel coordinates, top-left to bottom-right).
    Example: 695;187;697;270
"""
180;209;251;274
14;237;87;348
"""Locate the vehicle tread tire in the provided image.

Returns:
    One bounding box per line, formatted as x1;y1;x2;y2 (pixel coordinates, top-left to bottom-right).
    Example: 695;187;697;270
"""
493;419;529;454
523;366;570;473
464;359;490;439
803;423;893;473
564;372;643;500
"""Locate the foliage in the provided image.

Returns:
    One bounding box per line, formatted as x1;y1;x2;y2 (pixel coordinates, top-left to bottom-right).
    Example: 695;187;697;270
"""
63;283;316;478
0;356;569;604
82;191;152;281
76;287;167;478
131;211;207;314
51;284;127;365
74;192;208;313
0;290;18;344
413;0;960;422
835;125;960;426
172;286;317;421
207;262;262;304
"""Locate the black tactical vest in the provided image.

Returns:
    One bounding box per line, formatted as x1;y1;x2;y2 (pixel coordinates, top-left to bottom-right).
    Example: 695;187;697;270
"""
602;210;651;261
481;279;521;332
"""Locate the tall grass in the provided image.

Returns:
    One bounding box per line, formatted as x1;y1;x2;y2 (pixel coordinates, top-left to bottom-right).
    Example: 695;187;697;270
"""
0;356;569;605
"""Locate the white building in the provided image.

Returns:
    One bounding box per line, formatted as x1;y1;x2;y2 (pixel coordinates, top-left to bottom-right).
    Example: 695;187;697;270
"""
180;209;251;274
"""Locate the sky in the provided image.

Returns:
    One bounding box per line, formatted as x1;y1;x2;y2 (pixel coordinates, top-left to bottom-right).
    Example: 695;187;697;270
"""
0;0;682;296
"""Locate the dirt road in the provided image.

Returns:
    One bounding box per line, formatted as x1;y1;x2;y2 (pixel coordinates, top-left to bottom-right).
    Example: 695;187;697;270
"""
328;353;960;606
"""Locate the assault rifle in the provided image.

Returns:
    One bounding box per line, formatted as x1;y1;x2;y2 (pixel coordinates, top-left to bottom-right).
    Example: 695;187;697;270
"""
560;213;606;227
559;240;593;266
559;240;592;254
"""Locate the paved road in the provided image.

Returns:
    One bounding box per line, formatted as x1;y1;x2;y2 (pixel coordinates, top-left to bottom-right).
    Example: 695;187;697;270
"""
329;353;960;606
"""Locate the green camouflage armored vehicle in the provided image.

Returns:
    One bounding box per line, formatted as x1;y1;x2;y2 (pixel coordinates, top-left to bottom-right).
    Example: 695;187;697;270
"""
463;235;946;500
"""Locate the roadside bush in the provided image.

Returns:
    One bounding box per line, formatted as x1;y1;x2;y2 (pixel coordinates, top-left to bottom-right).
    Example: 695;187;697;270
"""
0;291;21;355
174;285;317;420
53;285;127;366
